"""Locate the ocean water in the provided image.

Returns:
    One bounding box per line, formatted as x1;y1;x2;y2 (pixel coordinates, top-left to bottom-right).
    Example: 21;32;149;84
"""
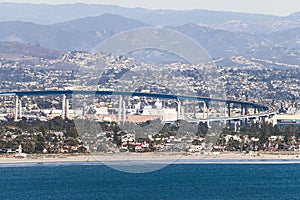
0;162;300;200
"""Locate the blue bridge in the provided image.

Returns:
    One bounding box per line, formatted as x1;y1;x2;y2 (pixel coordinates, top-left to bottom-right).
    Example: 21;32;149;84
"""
0;90;276;126
0;90;267;109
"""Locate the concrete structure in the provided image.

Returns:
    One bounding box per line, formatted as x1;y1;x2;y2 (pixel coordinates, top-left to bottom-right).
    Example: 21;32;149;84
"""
62;94;66;119
14;96;23;121
14;96;19;121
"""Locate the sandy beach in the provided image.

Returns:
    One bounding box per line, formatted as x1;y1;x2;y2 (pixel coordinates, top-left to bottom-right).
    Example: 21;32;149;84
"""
1;152;300;165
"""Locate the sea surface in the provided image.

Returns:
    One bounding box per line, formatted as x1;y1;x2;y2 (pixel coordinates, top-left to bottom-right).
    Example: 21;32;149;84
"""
1;161;300;200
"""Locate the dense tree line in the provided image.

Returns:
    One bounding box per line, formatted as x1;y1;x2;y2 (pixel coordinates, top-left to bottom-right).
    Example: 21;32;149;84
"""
1;117;299;154
219;121;300;151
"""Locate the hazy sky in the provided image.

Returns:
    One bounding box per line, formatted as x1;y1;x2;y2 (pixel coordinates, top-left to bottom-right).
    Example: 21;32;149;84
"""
1;0;300;16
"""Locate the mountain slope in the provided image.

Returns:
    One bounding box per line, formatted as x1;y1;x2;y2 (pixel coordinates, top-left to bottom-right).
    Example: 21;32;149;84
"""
52;13;150;32
170;24;263;58
0;41;62;59
0;13;299;65
0;14;150;51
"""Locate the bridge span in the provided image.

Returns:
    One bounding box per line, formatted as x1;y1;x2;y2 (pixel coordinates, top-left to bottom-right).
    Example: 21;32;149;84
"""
0;90;276;124
0;90;268;109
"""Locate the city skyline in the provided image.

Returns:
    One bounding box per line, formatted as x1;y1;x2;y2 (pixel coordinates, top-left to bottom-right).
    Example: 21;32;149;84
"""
0;0;299;16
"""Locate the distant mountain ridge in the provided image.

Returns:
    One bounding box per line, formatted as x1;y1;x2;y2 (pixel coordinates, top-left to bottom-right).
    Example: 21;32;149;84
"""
0;4;299;66
0;14;149;51
52;13;150;32
0;3;299;35
0;2;294;26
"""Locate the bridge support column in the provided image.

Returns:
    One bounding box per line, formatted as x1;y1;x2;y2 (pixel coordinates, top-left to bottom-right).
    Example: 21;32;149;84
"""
181;101;185;120
227;102;231;127
122;98;126;124
177;100;181;120
241;105;244;115
227;102;231;117
226;120;231;128
14;96;19;121
234;121;238;132
207;120;211;128
244;104;248;126
62;94;66;120
245;106;248;115
245;118;248;126
206;102;209;119
19;98;22;119
66;99;69;119
260;116;266;123
202;101;206;119
118;96;122;124
193;103;196;119
259;117;262;128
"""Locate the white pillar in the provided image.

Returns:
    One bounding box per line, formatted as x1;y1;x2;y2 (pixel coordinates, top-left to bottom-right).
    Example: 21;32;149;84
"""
19;99;22;119
62;94;66;119
118;96;122;123
205;102;209;119
122;99;126;123
203;102;206;119
181;101;185;120
207;120;211;128
66;99;69;119
193;103;196;119
14;96;19;121
234;121;238;132
207;108;209;119
177;100;181;120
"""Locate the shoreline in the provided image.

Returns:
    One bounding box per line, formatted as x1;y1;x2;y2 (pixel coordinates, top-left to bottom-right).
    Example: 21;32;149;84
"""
1;152;300;165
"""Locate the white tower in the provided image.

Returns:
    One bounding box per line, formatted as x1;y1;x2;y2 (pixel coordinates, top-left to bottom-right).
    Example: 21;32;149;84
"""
66;99;70;119
19;99;22;119
118;96;122;123
14;96;19;121
122;99;126;123
177;100;181;120
62;94;66;119
181;101;185;120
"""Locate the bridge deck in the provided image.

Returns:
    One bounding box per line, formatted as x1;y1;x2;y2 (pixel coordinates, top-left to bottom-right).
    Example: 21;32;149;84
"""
0;90;268;110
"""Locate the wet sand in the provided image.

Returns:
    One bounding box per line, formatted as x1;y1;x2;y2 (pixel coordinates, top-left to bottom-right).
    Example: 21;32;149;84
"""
1;152;300;165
